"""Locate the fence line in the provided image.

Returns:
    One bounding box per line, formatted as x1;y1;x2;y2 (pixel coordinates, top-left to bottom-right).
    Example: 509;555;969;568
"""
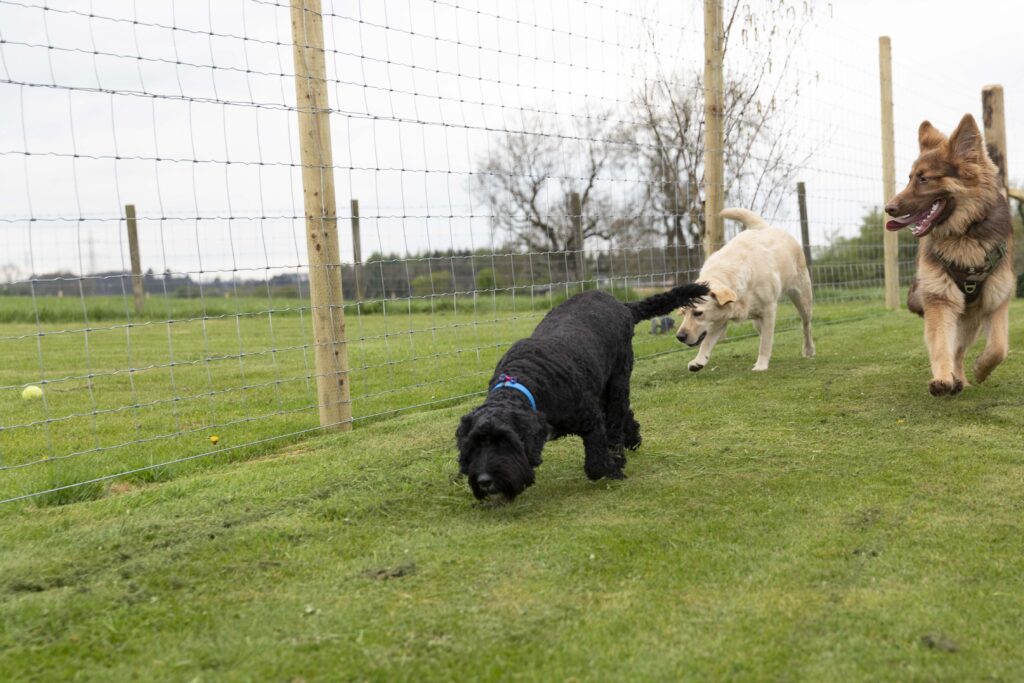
0;0;1017;503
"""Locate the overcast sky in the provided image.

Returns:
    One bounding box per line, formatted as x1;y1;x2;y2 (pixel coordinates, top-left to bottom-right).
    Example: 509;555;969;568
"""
0;0;1020;281
827;0;1024;176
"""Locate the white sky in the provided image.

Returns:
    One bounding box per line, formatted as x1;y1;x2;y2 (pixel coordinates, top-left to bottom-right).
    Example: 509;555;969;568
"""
0;0;1021;280
826;0;1024;180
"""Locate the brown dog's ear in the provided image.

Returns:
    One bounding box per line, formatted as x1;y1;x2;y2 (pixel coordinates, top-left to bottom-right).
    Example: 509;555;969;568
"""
918;121;945;151
948;113;983;162
710;286;737;306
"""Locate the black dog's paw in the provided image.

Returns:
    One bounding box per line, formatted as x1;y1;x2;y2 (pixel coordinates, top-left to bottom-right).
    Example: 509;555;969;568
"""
585;460;626;482
623;428;641;451
587;454;627;481
622;414;642;451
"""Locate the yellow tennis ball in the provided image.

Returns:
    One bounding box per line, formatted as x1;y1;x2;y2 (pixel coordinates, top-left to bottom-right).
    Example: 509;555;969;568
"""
209;435;220;445
21;385;43;400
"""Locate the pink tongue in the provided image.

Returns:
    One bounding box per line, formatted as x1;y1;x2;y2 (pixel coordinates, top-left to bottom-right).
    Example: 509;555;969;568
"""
886;206;933;232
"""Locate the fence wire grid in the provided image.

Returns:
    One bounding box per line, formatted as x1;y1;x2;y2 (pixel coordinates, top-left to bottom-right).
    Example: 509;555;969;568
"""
0;0;1019;503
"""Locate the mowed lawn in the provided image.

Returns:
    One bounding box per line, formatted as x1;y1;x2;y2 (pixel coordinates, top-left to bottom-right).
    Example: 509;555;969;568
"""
0;292;877;502
0;294;573;501
2;300;1024;681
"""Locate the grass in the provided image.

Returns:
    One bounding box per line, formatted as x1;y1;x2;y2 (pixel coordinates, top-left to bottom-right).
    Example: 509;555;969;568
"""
0;290;884;502
2;301;1023;680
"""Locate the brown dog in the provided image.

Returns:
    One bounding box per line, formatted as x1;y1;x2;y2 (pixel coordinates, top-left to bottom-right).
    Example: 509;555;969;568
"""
885;113;1014;396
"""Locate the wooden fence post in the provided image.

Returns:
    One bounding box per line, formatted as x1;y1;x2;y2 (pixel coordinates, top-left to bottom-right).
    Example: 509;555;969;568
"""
982;85;1008;196
124;204;144;314
569;191;587;285
878;36;900;310
702;0;725;258
291;0;352;431
796;182;812;268
350;198;365;302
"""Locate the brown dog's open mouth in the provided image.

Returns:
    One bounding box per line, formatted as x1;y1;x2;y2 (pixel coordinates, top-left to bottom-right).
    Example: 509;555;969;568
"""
886;199;945;238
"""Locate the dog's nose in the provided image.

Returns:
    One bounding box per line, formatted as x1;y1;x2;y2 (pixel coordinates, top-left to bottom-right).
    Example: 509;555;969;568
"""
884;201;900;217
476;473;495;493
676;331;687;344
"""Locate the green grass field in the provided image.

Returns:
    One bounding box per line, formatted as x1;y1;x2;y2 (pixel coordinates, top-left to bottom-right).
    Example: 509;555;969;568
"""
1;298;1023;681
0;291;882;503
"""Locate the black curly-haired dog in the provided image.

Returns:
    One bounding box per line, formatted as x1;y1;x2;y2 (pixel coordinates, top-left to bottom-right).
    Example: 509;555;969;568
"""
456;283;709;501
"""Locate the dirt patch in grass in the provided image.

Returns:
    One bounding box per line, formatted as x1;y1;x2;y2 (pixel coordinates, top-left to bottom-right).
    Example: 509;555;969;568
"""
249;443;316;464
845;506;883;530
362;562;417;580
108;481;142;497
7;574;76;594
920;633;960;652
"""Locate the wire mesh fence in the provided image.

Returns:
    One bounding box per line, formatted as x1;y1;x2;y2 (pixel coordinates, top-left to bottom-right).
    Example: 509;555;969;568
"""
0;0;1018;503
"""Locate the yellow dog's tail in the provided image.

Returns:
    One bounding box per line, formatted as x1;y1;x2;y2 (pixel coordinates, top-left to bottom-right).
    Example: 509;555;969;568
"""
720;207;769;230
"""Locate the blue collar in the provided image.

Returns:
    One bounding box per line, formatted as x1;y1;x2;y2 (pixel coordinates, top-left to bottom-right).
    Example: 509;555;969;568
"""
490;374;537;411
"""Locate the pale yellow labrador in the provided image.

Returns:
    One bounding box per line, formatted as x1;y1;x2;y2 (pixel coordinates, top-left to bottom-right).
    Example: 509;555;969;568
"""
676;208;815;371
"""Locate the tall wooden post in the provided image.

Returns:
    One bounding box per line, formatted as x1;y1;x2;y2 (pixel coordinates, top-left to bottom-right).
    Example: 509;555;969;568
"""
569;191;586;285
982;85;1008;196
124;204;144;315
702;0;725;258
291;0;351;431
350;198;365;302
878;36;900;310
796;182;812;268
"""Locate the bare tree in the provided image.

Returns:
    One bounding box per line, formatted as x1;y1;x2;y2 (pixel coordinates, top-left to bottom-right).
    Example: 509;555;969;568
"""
475;113;632;269
630;1;816;248
1;263;21;284
476;1;815;265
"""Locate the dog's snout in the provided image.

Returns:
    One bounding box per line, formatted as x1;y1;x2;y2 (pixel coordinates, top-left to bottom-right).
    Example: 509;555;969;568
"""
475;473;496;494
677;330;707;347
884;201;900;217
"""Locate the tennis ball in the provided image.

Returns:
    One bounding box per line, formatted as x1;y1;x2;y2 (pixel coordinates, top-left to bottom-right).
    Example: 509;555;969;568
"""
21;385;43;400
209;435;220;446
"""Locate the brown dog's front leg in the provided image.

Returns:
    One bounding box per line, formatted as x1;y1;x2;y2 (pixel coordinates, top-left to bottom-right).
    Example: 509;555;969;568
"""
922;300;962;396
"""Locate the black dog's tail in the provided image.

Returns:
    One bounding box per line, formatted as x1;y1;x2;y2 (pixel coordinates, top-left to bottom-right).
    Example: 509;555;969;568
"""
625;282;710;323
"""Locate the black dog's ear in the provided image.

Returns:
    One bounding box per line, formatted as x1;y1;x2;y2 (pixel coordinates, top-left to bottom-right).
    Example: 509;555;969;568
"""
456;410;476;443
455;409;478;473
508;409;546;467
526;419;548;467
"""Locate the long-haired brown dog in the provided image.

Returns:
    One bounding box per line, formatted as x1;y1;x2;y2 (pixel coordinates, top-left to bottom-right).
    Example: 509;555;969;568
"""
885;113;1014;396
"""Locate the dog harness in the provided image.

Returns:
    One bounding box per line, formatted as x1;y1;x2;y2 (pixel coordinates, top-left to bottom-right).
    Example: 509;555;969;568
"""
934;240;1007;303
490;374;537;411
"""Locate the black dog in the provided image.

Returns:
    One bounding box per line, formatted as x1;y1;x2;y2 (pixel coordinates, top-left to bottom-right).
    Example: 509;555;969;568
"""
456;283;708;501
